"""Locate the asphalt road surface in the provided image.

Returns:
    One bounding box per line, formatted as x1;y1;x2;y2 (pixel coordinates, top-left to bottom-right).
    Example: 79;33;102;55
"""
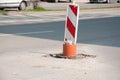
0;16;120;51
0;9;120;80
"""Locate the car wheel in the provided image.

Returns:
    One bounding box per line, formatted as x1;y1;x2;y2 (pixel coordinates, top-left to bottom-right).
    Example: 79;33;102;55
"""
18;1;26;10
90;1;94;3
117;0;120;3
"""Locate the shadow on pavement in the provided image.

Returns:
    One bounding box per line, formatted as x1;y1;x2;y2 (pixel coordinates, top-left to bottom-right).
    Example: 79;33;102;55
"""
0;17;120;47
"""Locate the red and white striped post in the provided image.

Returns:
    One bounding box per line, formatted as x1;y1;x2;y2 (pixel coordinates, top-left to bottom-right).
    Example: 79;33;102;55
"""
63;2;79;58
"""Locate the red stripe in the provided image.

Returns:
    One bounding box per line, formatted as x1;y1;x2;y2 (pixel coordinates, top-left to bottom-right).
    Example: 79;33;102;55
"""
69;5;78;16
67;17;75;38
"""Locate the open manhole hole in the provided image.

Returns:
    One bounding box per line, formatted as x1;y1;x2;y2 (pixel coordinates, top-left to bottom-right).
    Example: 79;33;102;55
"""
43;53;96;59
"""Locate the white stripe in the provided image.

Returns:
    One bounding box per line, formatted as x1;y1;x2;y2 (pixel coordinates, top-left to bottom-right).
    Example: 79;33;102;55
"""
74;5;79;44
0;31;54;37
14;31;53;35
65;27;75;44
67;5;77;27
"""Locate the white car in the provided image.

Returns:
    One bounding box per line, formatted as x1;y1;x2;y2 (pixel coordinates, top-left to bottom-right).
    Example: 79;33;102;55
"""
0;0;30;10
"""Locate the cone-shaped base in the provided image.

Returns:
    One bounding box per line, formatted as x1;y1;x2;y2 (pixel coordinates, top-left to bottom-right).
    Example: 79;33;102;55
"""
63;44;77;57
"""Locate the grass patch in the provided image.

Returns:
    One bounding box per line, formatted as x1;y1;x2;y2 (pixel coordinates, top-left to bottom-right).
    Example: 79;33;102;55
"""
27;7;48;11
0;10;8;15
0;10;7;13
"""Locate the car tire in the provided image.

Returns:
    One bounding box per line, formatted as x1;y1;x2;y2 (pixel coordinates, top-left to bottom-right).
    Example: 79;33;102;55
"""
18;1;26;10
117;0;120;3
90;1;94;3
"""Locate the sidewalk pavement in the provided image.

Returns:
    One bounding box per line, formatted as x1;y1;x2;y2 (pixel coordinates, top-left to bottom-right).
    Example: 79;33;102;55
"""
0;8;120;25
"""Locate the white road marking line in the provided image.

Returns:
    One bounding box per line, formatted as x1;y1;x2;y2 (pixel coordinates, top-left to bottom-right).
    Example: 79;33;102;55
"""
0;30;54;37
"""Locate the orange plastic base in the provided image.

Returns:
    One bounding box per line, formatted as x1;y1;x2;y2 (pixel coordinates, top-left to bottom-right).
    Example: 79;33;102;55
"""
63;44;77;57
